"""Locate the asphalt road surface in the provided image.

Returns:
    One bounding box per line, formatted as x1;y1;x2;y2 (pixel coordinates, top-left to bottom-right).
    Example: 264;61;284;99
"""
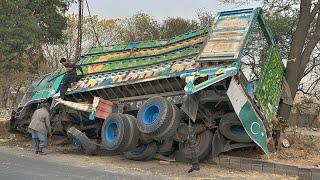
0;149;159;180
0;145;293;180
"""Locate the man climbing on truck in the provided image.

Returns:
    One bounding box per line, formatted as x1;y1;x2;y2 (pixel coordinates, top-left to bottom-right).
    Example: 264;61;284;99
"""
59;58;84;99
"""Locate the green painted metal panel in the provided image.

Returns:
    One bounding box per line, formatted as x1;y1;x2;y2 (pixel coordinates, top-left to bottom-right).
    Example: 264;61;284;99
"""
198;8;261;62
18;71;65;109
255;46;285;128
227;77;268;154
181;61;239;94
81;46;202;75
239;101;268;154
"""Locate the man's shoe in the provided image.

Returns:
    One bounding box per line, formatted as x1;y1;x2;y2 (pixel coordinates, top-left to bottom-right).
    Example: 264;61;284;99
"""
35;151;39;154
38;151;47;155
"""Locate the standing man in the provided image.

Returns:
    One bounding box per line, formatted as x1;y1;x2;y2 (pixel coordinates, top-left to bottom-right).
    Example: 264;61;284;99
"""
9;106;17;132
28;103;52;155
59;58;84;99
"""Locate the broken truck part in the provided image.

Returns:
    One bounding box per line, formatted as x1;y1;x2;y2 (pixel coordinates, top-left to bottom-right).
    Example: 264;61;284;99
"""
13;8;285;162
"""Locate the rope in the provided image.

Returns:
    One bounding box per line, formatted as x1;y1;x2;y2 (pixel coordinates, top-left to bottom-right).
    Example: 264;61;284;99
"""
85;0;102;47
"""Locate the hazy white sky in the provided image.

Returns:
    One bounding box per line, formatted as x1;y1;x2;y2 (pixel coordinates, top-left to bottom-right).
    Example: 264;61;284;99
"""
68;0;262;20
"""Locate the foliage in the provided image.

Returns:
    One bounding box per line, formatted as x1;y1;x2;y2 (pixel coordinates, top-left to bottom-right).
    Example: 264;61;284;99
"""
117;11;215;42
0;0;69;71
0;0;70;106
161;17;198;39
42;14;120;68
117;12;161;42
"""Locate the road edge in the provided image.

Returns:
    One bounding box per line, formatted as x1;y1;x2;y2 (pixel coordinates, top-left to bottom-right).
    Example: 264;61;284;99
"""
211;155;320;179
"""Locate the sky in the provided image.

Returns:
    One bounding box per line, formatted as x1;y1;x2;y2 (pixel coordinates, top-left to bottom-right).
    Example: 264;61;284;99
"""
68;0;262;20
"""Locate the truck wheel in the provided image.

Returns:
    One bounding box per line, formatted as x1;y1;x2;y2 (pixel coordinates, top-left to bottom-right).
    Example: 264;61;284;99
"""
154;104;181;140
67;127;97;155
219;113;252;143
175;130;213;162
137;96;180;140
157;138;174;156
101;113;127;151
119;114;140;152
140;133;153;144
72;138;84;151
124;142;157;161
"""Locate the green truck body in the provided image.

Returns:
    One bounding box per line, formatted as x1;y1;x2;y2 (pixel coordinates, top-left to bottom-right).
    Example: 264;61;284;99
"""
15;8;284;159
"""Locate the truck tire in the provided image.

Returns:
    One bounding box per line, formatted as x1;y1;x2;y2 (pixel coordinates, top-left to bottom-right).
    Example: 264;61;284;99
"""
157;138;174;156
124;142;157;161
137;96;180;140
119;114;140;152
140;133;153;144
153;104;181;140
219;113;252;143
67;127;97;155
101;113;129;151
175;130;213;162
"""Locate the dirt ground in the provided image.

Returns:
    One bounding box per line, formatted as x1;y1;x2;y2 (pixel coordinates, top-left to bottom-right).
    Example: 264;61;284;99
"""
224;128;320;168
0;120;294;179
0;119;316;179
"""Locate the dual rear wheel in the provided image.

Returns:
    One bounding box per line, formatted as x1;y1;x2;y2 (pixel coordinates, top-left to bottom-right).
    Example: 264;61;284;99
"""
101;96;181;160
100;97;252;162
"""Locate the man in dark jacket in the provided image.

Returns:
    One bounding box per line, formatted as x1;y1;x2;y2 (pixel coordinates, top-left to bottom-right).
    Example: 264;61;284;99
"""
28;103;52;155
59;58;84;99
9;106;16;132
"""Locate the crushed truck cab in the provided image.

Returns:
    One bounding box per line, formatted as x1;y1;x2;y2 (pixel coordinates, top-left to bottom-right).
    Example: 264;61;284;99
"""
15;8;285;160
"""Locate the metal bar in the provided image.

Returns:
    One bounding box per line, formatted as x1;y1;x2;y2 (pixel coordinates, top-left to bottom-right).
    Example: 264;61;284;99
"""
78;92;89;102
123;85;135;97
138;83;148;95
147;81;159;94
165;78;175;92
87;91;95;100
109;87;119;99
95;90;106;99
111;90;184;102
70;94;79;102
157;79;166;93
174;77;184;90
101;88;111;99
131;84;142;96
115;86;126;98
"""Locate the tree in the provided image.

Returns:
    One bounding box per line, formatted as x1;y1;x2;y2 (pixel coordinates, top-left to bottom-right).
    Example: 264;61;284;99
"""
42;14;120;68
117;12;161;42
0;0;70;106
0;0;69;69
116;11;215;42
161;17;198;39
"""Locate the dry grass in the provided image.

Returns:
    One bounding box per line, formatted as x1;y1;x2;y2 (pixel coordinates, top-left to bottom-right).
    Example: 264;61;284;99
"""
268;132;320;167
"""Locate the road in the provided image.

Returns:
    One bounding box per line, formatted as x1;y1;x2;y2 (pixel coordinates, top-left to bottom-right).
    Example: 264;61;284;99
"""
0;148;158;180
0;145;294;180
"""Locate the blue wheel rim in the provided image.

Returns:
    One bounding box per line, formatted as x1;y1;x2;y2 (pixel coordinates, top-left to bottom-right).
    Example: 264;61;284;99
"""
104;120;118;143
230;125;246;135
142;105;160;125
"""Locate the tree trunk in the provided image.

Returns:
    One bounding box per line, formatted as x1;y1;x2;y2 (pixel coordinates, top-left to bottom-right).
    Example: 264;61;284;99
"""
278;0;320;121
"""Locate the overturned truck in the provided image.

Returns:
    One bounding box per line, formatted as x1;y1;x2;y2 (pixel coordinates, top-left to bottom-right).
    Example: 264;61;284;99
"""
14;8;287;161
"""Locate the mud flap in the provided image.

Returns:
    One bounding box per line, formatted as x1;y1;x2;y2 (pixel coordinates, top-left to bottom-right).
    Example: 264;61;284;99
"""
212;130;256;157
227;77;269;154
